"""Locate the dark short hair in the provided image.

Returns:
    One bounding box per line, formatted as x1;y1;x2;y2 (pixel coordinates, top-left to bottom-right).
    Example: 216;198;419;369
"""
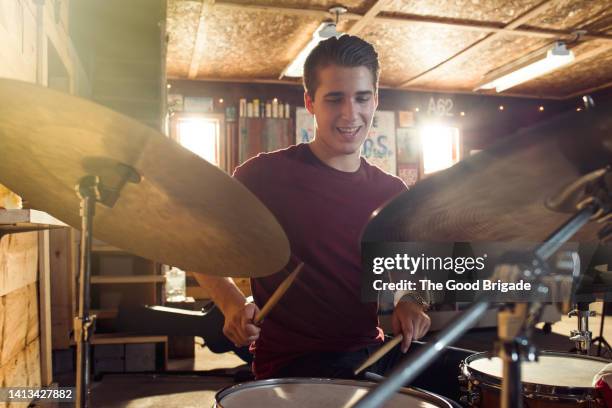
303;35;380;99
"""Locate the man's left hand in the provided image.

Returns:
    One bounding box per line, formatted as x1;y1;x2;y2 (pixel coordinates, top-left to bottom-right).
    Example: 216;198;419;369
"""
391;301;431;353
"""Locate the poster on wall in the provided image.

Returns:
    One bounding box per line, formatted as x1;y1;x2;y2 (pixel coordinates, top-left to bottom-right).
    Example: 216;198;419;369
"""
396;127;420;186
184;96;214;113
296;107;315;144
364;111;396;175
295;108;397;175
396;127;420;163
397;164;419;187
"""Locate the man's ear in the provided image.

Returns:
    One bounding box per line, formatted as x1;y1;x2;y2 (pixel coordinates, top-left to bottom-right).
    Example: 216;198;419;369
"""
304;92;315;115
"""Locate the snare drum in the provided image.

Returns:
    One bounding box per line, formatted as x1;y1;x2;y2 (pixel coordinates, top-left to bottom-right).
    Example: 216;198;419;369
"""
214;378;454;407
460;351;608;407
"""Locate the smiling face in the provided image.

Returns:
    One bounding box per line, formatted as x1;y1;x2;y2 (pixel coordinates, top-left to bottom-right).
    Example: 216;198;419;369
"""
305;64;378;168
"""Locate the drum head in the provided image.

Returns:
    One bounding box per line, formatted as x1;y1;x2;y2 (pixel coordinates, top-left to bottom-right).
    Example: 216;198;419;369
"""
215;378;452;408
466;351;608;388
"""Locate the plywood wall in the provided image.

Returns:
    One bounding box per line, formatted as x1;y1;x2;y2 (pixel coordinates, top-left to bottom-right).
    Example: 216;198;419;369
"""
0;0;74;89
0;233;41;401
0;1;38;82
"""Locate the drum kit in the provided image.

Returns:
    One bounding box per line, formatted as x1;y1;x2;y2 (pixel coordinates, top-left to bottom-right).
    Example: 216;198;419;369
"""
1;77;611;408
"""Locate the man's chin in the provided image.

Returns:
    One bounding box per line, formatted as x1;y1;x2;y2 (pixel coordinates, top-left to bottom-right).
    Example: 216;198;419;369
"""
335;143;361;156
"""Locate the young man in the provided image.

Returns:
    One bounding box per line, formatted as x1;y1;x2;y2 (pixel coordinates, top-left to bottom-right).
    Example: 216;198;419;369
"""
195;35;430;379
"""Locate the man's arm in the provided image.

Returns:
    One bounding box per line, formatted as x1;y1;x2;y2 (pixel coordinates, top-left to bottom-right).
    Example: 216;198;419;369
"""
192;273;260;346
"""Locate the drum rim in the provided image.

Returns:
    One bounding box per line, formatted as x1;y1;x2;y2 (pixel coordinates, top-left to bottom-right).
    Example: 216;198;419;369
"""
462;351;609;400
214;377;453;407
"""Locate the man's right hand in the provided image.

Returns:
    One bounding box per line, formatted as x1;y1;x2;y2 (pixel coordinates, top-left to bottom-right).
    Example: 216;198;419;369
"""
223;302;261;347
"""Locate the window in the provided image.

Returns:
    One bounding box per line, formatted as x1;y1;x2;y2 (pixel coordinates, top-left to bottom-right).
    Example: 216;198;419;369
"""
172;114;226;170
420;125;461;175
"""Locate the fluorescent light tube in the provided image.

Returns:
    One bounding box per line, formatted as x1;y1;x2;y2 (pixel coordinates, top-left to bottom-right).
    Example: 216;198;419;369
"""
478;42;575;92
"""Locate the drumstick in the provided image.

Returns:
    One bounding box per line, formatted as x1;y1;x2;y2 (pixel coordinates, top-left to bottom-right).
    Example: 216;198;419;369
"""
354;335;403;375
253;262;304;324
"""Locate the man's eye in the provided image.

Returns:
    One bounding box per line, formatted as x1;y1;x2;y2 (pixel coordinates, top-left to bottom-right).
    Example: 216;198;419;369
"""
357;96;371;103
325;98;341;103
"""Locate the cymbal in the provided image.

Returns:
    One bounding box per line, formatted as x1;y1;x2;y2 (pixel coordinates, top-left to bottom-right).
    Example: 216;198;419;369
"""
363;101;612;244
0;79;289;278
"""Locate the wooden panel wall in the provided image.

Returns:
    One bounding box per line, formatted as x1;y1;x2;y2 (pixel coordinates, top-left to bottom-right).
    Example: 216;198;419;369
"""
50;229;75;350
0;1;38;82
0;0;76;395
0;0;74;88
0;232;41;394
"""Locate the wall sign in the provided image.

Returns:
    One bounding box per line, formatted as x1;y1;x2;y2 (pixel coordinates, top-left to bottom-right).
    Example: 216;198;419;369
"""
363;111;396;175
427;97;454;117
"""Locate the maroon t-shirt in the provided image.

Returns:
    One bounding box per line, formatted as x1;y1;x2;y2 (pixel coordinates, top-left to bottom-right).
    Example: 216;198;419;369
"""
233;143;407;379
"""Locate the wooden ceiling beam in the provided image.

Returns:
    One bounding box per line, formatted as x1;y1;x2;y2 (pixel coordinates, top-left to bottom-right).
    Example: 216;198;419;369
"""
168;75;303;86
214;2;361;20
564;78;612;99
214;1;612;42
188;0;215;80
376;14;554;37
401;84;566;99
348;0;394;36
398;0;557;88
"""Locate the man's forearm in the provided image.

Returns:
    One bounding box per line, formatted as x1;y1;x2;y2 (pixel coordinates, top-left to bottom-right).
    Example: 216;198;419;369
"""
192;273;247;316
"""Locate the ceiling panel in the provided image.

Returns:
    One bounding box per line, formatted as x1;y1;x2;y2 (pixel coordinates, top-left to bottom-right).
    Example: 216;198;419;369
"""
361;22;487;86
166;0;201;78
383;0;541;24
193;8;319;79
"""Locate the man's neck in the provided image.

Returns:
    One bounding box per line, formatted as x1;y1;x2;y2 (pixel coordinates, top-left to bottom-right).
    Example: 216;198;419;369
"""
308;139;361;172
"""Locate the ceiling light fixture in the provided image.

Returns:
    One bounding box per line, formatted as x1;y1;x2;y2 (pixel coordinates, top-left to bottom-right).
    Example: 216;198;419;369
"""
280;6;346;79
476;42;575;93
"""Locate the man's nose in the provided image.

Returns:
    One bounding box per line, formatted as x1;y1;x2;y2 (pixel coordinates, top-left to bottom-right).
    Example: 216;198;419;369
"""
341;100;358;120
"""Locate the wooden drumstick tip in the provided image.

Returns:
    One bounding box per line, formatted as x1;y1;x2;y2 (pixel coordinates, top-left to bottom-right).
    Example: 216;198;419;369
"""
354;334;404;375
254;262;304;325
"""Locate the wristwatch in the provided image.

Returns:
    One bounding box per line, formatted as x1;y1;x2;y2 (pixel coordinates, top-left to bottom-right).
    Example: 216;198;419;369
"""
398;292;430;311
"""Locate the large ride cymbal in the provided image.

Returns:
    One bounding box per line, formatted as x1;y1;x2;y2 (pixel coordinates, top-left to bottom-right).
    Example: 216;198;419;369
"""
364;100;612;243
0;79;289;278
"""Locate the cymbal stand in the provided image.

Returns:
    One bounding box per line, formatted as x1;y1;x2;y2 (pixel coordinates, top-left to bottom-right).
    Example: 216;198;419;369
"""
354;204;602;408
496;279;551;408
74;166;140;408
569;302;595;354
75;175;100;408
593;301;612;357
